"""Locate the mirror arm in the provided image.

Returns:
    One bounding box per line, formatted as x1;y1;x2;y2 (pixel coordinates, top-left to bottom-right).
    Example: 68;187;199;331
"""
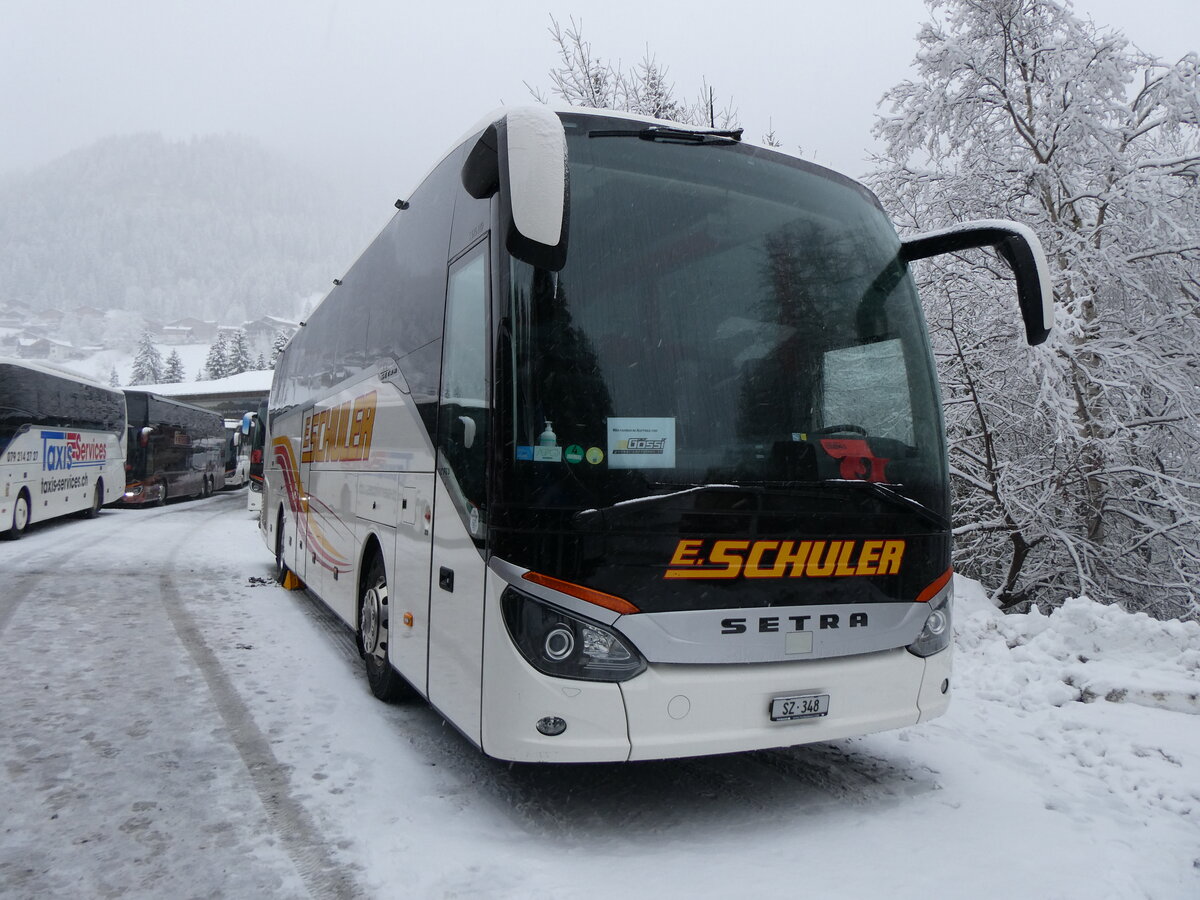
900;219;1054;346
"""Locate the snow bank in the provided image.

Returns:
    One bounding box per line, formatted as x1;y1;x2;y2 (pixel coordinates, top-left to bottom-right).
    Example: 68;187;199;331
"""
953;575;1200;713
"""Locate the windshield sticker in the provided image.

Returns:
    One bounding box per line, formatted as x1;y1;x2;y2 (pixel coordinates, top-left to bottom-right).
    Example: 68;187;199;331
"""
608;417;675;469
564;444;584;464
586;446;604;465
534;445;563;462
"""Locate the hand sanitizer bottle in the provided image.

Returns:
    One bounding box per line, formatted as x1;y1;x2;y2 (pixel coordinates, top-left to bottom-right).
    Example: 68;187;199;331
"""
538;420;557;447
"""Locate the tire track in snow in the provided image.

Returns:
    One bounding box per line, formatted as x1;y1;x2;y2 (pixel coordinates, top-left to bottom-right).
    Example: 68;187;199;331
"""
157;502;364;900
0;496;235;637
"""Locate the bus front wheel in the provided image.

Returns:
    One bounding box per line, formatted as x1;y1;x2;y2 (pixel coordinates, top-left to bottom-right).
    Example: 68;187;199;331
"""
358;555;409;702
5;490;30;539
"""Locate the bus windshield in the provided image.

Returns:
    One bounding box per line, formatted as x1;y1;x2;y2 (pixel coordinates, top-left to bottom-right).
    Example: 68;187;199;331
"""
501;113;948;531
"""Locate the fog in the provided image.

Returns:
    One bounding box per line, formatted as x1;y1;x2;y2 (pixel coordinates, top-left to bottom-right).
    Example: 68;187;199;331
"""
2;0;1196;213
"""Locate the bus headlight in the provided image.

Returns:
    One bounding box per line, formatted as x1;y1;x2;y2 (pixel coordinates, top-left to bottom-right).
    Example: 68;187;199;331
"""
907;584;953;658
501;586;646;682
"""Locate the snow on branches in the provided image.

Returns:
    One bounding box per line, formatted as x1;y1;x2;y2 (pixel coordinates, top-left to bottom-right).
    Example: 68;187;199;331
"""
870;0;1200;619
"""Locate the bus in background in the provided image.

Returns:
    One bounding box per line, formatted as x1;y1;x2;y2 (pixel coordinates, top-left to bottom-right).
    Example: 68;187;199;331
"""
223;418;251;489
263;106;1053;763
1;358;127;539
122;390;226;506
244;401;267;512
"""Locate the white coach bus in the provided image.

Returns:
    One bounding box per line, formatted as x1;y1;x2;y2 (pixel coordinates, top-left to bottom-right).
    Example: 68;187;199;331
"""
1;358;127;538
263;106;1052;763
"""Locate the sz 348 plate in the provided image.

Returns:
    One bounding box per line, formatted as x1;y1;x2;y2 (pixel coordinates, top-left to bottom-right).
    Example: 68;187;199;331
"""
770;693;830;721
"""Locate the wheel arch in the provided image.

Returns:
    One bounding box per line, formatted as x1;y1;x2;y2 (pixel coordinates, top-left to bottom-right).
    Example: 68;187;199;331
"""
357;532;386;601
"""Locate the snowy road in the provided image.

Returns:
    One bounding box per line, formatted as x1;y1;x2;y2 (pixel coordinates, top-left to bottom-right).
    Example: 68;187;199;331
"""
2;492;1198;899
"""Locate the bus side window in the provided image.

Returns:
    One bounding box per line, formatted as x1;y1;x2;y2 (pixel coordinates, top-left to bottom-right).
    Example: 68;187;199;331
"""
438;240;490;530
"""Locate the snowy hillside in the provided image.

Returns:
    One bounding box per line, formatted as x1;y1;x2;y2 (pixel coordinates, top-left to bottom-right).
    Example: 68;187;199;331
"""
0;133;371;326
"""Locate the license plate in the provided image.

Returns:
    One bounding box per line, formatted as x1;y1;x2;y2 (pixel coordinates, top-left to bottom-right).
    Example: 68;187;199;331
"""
770;693;830;721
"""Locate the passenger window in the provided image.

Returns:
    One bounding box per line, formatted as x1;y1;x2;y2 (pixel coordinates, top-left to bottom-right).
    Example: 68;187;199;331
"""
438;240;490;539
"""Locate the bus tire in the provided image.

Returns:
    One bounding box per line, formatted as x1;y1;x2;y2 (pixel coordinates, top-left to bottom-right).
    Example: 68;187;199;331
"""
83;479;103;519
359;554;409;702
5;490;31;539
275;509;289;583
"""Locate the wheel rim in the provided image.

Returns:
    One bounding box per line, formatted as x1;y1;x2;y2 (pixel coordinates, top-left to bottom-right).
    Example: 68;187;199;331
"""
14;496;29;531
360;578;388;660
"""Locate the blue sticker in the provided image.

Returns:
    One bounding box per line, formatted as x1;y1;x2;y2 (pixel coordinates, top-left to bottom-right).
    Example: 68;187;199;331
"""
516;446;534;461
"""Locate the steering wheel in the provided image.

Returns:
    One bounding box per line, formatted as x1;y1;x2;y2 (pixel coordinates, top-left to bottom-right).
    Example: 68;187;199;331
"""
811;424;868;436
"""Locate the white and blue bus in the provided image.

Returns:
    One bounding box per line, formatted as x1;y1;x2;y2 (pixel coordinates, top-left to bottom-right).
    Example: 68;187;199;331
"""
262;106;1052;762
1;358;127;539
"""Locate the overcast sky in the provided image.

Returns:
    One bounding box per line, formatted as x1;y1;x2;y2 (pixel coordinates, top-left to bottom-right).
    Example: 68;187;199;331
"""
2;0;1196;212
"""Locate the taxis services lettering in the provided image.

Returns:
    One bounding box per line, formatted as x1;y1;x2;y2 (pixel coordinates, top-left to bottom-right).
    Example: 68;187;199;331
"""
664;539;905;580
301;391;378;464
40;431;107;471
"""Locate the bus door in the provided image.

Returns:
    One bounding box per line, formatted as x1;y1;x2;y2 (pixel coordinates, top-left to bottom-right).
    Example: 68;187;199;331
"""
428;240;490;742
295;405;315;583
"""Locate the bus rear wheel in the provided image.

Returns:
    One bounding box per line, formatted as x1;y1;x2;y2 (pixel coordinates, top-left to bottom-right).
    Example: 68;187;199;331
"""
5;490;30;539
83;479;103;519
274;510;289;583
358;555;409;702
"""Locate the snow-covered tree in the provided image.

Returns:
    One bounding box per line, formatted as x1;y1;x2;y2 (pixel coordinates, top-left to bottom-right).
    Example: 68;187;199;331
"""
162;349;185;383
128;332;164;385
108;367;120;388
529;16;741;130
226;329;252;376
254;353;267;371
204;332;230;380
870;0;1200;619
270;329;290;367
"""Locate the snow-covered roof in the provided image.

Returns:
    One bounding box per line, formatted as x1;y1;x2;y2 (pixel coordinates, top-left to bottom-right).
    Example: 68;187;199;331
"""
137;369;274;395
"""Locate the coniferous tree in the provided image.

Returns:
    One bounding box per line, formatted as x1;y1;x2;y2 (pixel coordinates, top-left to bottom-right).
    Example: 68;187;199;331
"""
226;329;253;376
162;349;185;383
129;332;164;385
255;353;267;370
108;367;120;388
204;332;230;380
270;329;290;367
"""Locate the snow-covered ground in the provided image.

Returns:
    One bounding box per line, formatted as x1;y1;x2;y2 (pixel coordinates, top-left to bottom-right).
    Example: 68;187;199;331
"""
2;492;1198;899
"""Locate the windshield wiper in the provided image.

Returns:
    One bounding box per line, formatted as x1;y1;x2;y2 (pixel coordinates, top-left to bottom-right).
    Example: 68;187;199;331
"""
589;126;743;145
836;480;949;530
572;480;948;531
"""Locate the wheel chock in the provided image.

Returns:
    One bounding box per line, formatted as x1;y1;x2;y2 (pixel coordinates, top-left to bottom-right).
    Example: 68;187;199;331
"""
282;571;304;591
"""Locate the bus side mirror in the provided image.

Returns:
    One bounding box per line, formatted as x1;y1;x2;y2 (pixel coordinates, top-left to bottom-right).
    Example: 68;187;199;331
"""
139;426;154;447
241;412;254;435
461;106;569;271
900;219;1054;346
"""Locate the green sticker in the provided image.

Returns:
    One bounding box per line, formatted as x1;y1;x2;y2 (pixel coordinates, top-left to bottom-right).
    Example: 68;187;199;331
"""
565;444;584;464
585;446;605;465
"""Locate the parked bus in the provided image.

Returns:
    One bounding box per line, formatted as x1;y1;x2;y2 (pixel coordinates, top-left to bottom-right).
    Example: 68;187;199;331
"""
1;358;127;538
263;106;1053;763
122;390;226;505
223;418;251;488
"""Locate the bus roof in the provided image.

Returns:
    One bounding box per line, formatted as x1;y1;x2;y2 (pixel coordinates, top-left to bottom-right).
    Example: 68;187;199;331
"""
0;356;121;396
